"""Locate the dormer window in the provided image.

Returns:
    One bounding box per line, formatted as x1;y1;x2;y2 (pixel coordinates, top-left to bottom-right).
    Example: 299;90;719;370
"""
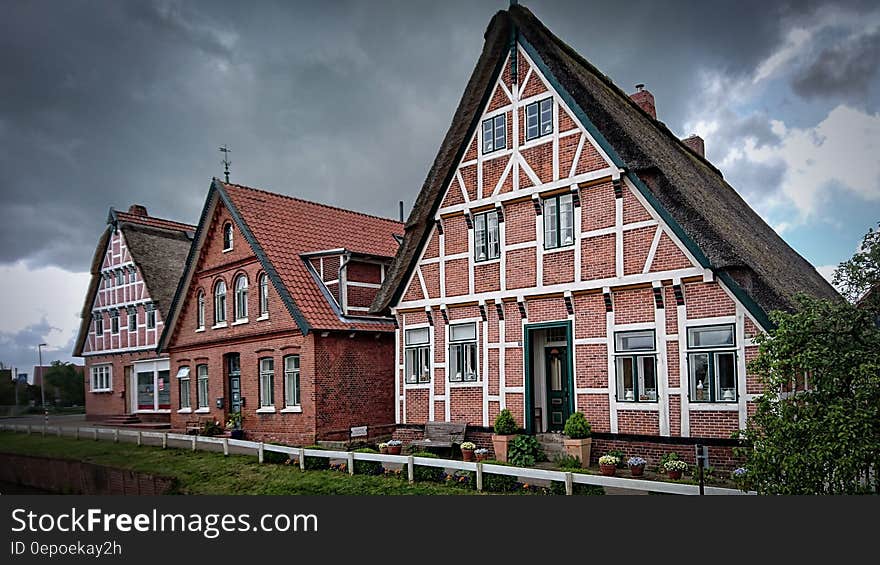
482;114;506;154
223;223;233;251
526;97;553;141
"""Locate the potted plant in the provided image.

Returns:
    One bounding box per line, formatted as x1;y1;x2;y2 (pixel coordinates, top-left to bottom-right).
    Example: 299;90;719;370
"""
225;412;243;439
627;456;647;477
474;448;489;462
386;439;403;455
491;409;517;463
460;441;476;462
599;455;619;476
664;459;688;480
562;412;592;468
378;442;389;455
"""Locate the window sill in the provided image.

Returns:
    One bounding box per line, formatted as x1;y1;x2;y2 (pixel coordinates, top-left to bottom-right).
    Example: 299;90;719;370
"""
195;328;205;333
232;319;249;326
280;406;302;414
542;243;576;255
449;381;482;388
256;314;269;321
195;407;211;414
403;383;432;389
473;258;501;266
90;389;113;394
689;402;739;410
222;248;233;253
255;407;276;414
211;322;228;329
177;408;192;414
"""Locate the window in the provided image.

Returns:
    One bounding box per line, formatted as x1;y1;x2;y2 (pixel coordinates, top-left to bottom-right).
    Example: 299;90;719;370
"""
474;210;500;262
115;270;123;285
197;291;205;329
543;193;574;249
482;114;506;154
235;275;248;321
94;314;103;334
284;355;300;407
448;323;478;382
259;274;269;317
129;269;136;284
526;97;553;140
128;307;137;331
687;324;737;402
614;330;657;402
223;223;233;251
110;311;119;334
177;366;191;409
404;327;431;384
106;273;113;288
214;280;227;324
259;358;274;407
146;304;156;329
91;365;112;392
196;364;209;409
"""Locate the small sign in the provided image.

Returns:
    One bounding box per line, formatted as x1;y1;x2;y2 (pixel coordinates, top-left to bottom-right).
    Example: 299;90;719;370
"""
350;426;368;438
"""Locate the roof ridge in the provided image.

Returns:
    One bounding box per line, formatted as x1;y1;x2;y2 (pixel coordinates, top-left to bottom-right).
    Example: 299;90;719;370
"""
114;211;196;231
218;179;403;226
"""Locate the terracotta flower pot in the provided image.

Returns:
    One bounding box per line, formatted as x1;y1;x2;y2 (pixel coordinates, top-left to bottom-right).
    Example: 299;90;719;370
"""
462;449;474;462
668;469;683;480
475;452;488;462
563;438;592;468
379;446;389;455
491;434;514;463
630;464;645;477
387;445;402;455
600;464;617;476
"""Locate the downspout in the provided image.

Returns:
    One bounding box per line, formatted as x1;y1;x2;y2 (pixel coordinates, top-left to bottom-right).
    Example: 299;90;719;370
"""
338;250;352;316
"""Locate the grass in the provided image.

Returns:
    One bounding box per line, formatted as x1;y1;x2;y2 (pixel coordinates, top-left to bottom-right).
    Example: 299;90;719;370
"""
0;432;477;495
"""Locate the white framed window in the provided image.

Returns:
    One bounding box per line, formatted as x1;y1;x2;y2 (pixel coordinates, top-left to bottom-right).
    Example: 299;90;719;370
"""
614;330;657;402
543;193;574;249
115;270;124;285
105;273;113;288
235;275;248;321
404;327;431;384
474;210;500;262
482;114;506;153
448;322;478;383
223;223;233;251
177;366;191;409
687;324;737;402
129;269;136;284
284;355;300;407
214;280;227;324
259;274;269;317
526;97;553;140
146;304;156;329
110;311;119;334
127;307;137;331
196;364;209;409
197;291;205;329
94;314;103;334
259;358;274;407
90;365;112;392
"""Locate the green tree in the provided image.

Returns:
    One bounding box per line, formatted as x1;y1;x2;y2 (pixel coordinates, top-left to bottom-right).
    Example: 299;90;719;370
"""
737;296;880;494
43;361;85;406
833;222;880;310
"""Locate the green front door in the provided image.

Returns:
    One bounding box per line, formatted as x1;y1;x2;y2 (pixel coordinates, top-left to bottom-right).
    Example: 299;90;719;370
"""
546;346;570;431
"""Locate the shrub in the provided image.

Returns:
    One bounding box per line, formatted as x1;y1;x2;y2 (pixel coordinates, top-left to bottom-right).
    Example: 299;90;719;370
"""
201;420;224;437
562;412;592;439
507;435;544;467
444;470;476;489
263;445;291;465
411;452;444;482
549;481;605;496
303;445;329;471
493;409;517;435
553;453;582;469
607;449;627;468
481;461;519;492
353;447;383;476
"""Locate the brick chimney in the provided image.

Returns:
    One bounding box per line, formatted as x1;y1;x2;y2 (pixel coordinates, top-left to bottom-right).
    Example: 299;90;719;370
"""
630;84;656;119
681;135;705;158
128;204;148;217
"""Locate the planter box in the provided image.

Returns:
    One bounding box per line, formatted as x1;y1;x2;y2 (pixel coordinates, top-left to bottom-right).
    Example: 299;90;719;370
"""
491;434;515;463
563;437;592;468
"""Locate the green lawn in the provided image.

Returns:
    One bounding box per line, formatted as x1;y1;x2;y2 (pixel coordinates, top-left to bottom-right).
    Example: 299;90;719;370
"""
0;432;478;495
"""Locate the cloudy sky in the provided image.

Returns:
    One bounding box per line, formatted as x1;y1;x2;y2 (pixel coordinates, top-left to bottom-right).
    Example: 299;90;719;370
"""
1;0;878;373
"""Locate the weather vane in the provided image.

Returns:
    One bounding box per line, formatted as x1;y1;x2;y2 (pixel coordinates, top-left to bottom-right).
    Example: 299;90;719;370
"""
219;145;231;183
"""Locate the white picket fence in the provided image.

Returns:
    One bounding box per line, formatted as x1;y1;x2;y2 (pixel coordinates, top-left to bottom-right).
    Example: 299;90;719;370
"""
0;423;753;495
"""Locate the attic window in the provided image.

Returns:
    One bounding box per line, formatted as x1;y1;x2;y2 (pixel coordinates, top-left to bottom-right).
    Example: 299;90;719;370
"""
223;223;233;251
482;114;506;154
526;97;553;141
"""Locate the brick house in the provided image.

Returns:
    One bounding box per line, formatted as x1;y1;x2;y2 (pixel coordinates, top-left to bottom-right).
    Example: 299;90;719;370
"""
158;179;402;444
74;205;195;423
371;5;839;468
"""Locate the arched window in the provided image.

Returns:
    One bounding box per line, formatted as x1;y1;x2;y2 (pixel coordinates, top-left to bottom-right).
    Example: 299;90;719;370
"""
235;275;248;321
259;274;269;317
223;223;233;251
197;291;205;329
214;280;227;324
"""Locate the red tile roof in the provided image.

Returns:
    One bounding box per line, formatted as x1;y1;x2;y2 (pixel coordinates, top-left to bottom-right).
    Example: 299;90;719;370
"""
113;211;195;232
219;181;402;331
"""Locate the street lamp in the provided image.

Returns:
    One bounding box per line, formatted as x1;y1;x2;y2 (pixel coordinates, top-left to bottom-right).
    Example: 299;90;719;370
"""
37;343;47;428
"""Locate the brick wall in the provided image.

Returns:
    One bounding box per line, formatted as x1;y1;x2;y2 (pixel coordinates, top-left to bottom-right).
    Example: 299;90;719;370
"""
84;350;165;420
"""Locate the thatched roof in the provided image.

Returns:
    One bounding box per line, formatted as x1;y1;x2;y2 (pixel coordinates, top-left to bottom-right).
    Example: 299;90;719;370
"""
372;5;839;324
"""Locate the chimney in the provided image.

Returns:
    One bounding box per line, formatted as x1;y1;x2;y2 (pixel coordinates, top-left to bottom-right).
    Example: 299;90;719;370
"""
681;134;705;158
629;84;656;119
128;204;148;217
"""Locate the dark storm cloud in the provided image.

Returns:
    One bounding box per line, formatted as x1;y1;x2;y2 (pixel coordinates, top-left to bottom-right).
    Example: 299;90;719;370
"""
0;318;70;373
0;0;873;273
791;30;880;101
